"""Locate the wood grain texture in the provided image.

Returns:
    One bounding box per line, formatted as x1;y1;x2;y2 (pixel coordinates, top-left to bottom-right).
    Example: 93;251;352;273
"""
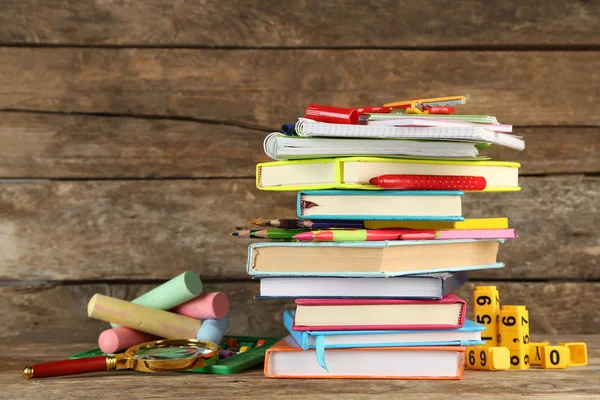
1;0;599;47
1;49;598;126
2;336;599;400
1;281;599;342
0;112;598;178
0;176;597;281
0;112;264;178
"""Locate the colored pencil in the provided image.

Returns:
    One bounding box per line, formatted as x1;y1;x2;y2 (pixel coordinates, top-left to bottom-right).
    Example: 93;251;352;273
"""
249;218;365;229
230;229;310;240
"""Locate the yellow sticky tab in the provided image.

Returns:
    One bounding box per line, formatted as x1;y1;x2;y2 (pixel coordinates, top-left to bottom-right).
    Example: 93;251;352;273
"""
529;342;550;366
557;342;587;366
541;346;570;369
466;346;510;371
508;348;530;370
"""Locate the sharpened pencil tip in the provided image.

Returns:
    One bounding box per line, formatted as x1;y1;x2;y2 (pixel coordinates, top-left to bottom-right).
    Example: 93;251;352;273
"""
230;232;239;236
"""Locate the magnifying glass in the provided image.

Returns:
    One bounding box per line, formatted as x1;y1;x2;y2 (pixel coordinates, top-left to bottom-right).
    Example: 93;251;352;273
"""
23;339;218;380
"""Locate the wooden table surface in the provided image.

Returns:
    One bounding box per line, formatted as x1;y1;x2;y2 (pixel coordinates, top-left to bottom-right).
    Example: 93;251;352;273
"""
2;335;597;399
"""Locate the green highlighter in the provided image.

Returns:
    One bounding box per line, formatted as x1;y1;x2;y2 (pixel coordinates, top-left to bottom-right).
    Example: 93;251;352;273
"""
70;335;281;374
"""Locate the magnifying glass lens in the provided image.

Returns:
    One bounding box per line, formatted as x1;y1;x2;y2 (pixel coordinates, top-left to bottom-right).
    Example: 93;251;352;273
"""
133;346;205;361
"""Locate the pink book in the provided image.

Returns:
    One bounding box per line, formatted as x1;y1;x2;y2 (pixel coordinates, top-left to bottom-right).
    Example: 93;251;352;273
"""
292;294;466;331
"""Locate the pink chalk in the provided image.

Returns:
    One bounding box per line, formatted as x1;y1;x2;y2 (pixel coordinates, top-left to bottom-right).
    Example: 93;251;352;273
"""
172;292;230;319
98;327;159;354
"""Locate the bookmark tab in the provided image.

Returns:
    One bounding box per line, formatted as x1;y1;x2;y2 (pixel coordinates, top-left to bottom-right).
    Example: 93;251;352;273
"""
315;335;329;372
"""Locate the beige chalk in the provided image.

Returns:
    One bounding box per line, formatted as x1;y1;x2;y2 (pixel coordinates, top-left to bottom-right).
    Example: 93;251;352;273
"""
88;294;201;339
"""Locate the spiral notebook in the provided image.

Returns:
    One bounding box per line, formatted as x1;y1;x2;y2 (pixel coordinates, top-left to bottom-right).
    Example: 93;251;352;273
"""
295;118;525;151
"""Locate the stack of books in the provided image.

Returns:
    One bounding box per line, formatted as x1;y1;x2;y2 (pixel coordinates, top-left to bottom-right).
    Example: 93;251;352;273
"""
236;96;524;380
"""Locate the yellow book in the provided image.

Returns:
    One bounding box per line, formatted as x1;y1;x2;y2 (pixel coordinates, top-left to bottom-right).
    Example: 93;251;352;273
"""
256;157;520;193
364;218;509;230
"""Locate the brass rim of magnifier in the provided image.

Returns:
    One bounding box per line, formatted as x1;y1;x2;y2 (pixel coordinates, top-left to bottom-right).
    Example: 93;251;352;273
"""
109;338;219;373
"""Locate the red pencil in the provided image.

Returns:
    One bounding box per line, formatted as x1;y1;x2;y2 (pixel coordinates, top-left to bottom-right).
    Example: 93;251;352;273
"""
369;174;487;191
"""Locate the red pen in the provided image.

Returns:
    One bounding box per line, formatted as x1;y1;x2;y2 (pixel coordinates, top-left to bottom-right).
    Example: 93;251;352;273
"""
353;106;393;114
369;174;487;191
305;105;359;124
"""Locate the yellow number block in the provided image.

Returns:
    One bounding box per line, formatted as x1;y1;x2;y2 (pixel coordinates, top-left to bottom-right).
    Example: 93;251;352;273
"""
466;346;510;371
529;341;550;366
557;342;587;366
499;329;530;350
474;286;500;346
499;305;530;351
541;345;570;369
508;348;530;370
499;306;529;331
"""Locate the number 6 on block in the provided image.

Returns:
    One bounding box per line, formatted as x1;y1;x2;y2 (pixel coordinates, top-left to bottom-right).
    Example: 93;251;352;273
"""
466;346;510;371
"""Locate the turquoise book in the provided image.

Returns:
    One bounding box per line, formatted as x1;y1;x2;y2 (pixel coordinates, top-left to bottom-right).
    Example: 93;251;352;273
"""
283;310;485;371
297;190;464;221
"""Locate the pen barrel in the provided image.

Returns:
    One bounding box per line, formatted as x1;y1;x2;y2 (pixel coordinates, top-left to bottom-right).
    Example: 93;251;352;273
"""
371;175;487;191
24;356;110;379
327;231;367;241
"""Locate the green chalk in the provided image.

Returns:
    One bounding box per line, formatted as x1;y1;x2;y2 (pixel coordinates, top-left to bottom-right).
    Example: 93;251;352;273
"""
110;271;202;328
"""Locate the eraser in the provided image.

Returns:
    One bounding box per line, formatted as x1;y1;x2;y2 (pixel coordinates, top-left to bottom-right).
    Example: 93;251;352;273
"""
98;327;158;354
89;294;201;339
110;271;202;328
172;292;230;319
196;315;230;344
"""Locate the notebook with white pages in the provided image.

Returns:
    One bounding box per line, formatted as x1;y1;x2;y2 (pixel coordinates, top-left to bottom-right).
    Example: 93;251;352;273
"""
263;132;487;160
367;114;500;124
365;117;513;133
295;118;524;151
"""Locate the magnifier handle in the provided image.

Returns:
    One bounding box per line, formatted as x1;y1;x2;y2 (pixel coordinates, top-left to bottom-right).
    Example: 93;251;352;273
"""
23;356;111;379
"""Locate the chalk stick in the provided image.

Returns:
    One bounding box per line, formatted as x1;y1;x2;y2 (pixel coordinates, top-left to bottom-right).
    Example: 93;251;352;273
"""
89;294;202;339
98;327;159;354
196;316;230;344
172;292;230;319
110;271;202;328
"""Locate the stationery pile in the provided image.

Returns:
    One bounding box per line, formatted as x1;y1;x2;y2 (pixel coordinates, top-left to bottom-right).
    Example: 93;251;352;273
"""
233;96;524;380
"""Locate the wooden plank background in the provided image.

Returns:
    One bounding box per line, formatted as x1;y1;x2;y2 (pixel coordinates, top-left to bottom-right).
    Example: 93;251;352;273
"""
0;1;598;341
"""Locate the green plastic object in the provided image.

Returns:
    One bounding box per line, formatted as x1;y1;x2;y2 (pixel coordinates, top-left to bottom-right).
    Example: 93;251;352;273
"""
69;335;281;374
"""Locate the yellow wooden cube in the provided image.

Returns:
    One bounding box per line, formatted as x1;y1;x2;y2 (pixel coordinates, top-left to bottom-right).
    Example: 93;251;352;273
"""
529;341;550;366
541;345;570;369
556;342;587;366
466;346;510;371
508;348;530;370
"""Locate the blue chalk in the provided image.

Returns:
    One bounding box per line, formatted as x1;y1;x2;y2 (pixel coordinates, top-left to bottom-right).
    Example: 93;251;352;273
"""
197;315;230;344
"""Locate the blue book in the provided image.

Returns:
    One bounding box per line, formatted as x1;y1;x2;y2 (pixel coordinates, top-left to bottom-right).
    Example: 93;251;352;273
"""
246;239;504;277
283;310;485;370
255;271;467;300
297;190;464;221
